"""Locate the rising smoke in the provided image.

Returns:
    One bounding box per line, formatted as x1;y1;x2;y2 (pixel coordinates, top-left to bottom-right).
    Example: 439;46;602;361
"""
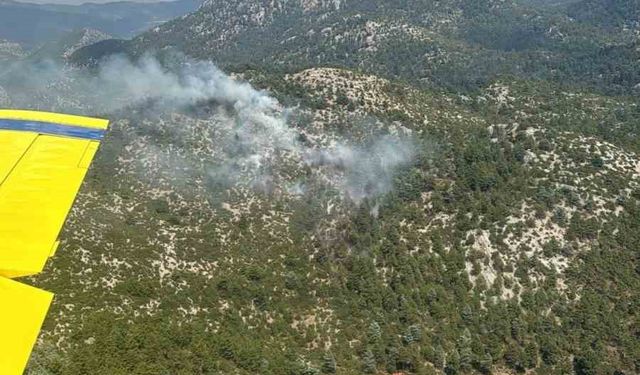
0;54;416;202
304;136;415;201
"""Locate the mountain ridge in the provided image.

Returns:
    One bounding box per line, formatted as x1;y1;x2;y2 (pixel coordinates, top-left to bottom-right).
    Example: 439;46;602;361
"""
110;0;640;95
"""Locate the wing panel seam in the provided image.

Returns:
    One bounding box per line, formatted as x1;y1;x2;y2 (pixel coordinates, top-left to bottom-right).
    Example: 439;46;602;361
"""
0;134;38;187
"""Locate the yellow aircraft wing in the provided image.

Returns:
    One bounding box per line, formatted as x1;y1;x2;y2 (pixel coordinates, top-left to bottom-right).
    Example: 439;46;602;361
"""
0;110;109;375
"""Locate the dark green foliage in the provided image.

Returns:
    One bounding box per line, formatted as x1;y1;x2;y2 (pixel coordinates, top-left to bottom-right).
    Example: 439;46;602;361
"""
320;353;336;374
362;350;376;374
590;156;604;168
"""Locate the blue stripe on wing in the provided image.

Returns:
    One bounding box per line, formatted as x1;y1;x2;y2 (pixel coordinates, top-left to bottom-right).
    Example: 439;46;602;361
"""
0;120;106;140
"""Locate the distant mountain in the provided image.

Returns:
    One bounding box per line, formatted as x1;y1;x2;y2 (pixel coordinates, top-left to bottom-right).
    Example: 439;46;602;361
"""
68;38;129;65
0;0;200;47
29;28;111;61
120;0;640;94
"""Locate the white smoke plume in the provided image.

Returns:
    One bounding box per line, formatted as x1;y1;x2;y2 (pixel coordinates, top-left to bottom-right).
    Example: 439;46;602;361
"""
0;54;415;202
2;55;286;117
304;136;415;202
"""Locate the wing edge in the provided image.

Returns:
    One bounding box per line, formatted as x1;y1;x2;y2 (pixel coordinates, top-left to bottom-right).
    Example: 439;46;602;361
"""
0;110;109;130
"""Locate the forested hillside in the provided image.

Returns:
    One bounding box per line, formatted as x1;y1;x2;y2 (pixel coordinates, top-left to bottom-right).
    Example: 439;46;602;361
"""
121;0;640;94
13;0;640;374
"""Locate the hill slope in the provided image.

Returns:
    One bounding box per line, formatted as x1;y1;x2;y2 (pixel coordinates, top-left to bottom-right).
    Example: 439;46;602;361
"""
15;1;640;375
121;0;640;94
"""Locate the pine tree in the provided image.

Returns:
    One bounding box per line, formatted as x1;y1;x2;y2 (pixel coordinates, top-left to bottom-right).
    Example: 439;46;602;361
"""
433;345;445;370
368;321;382;343
445;349;460;374
479;352;493;374
461;305;473;322
459;347;473;372
409;325;422;342
362;350;377;374
321;353;337;374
